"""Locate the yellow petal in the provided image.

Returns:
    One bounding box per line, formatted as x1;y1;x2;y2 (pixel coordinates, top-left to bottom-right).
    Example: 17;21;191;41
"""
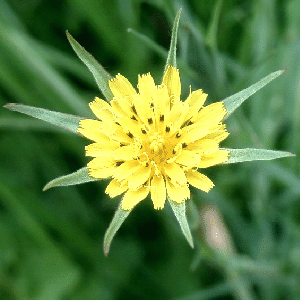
109;74;137;100
168;101;189;132
175;150;201;168
88;156;114;169
105;179;128;198
154;84;170;121
185;89;207;110
89;167;114;179
114;160;141;181
137;73;157;101
110;98;133;118
132;95;153;125
88;157;115;179
182;123;210;144
185;170;214;192
165;178;190;204
198;150;229;168
162;66;181;98
193;102;226;124
111;126;133;144
185;89;207;119
117;117;143;138
112;145;137;160
164;162;187;185
150;174;166;209
100;122;118;136
121;187;149;210
127;165;151;190
78;119;110;143
187;139;219;152
89;97;115;122
204;126;229;143
85;141;120;157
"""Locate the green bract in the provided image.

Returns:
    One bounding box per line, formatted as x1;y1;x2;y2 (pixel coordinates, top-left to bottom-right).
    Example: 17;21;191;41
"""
4;9;294;255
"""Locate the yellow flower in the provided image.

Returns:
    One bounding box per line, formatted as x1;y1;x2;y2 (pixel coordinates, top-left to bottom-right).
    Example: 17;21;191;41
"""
4;10;291;253
78;66;229;210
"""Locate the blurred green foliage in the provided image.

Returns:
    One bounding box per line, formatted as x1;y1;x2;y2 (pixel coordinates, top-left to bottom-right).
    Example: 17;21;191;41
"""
0;0;299;299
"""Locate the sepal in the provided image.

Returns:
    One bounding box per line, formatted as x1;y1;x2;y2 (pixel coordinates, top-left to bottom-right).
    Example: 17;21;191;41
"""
222;70;285;119
168;198;194;248
3;103;84;133
43;167;97;191
66;31;114;101
103;205;131;256
225;148;295;164
164;8;182;72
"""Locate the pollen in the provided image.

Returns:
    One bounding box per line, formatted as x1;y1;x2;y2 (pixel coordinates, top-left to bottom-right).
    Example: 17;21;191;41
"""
78;66;229;210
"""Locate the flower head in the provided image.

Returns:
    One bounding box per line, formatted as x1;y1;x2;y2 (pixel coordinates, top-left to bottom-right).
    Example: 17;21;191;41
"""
78;66;229;210
4;9;293;255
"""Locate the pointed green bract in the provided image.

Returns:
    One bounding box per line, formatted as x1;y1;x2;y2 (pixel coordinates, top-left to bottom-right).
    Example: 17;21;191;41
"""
43;167;97;191
168;199;194;248
164;8;182;73
103;205;131;256
223;70;285;119
66;31;114;102
225;148;295;164
4;103;84;133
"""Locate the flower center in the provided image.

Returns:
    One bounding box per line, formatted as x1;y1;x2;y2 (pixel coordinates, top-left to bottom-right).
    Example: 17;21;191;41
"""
149;132;164;153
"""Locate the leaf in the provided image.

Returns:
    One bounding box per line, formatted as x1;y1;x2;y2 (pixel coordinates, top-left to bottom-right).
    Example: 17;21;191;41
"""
66;31;114;101
164;8;182;72
223;70;285;119
103;205;131;256
3;103;84;133
168;199;194;248
225;148;295;164
43;167;97;191
206;0;223;49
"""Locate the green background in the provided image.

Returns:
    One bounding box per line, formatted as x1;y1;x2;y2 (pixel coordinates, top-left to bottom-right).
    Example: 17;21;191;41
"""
1;0;300;299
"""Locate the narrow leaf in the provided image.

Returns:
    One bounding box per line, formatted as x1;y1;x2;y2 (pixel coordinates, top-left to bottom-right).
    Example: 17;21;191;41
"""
164;8;182;72
225;148;295;164
66;31;114;101
43;167;97;191
206;0;223;49
223;70;285;119
103;205;131;256
4;103;84;133
168;199;194;248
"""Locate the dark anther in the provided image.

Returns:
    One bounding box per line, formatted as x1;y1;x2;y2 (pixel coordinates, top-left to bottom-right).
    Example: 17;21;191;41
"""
115;122;121;126
182;143;188;148
148;118;153;125
172;149;176;154
115;161;124;167
141;129;147;134
176;132;181;138
165;126;170;132
145;162;149;167
132;105;137;115
127;132;133;138
131;115;138;121
150;103;154;108
160;115;164;121
180;119;193;129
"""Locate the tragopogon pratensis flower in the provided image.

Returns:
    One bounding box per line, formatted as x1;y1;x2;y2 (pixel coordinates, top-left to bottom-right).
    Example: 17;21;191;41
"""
4;9;294;255
78;66;229;210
